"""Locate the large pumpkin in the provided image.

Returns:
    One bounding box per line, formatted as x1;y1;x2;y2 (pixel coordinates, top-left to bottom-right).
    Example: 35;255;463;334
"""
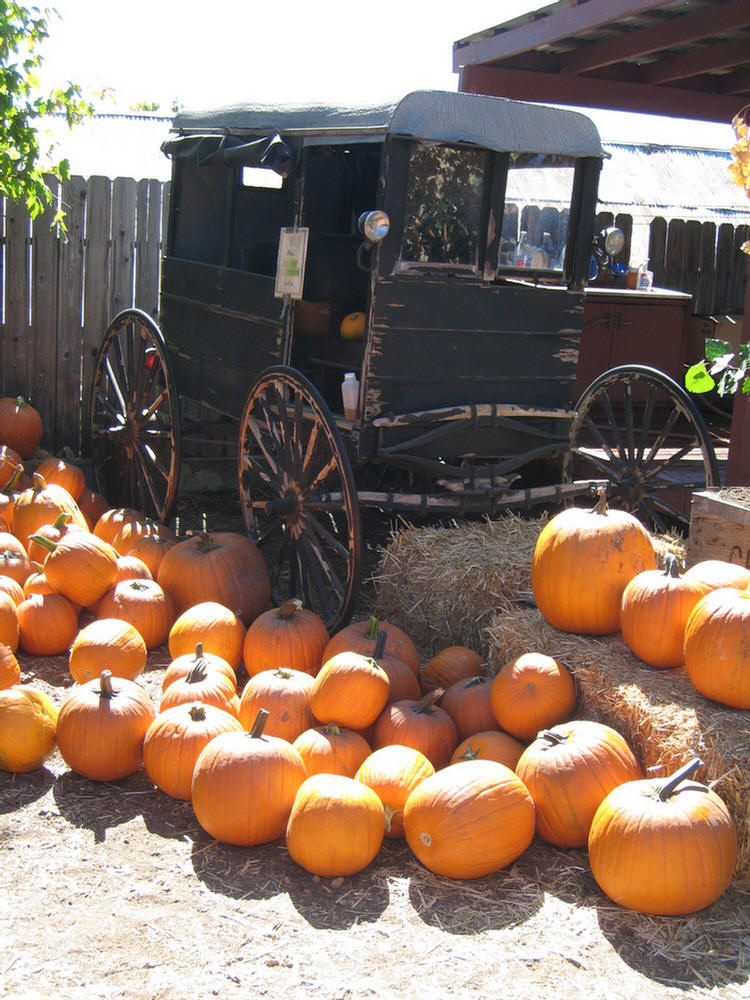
684;559;750;592
588;758;737;915
191;709;307;846
515;720;643;848
157;530;270;625
286;773;385;877
490;652;576;742
56;670;155;781
683;586;750;708
403;760;535;879
0;396;43;458
620;557;710;668
143;701;243;801
242;598;329;678
531;489;656;634
355;744;435;838
17;592;79;656
0;685;58;772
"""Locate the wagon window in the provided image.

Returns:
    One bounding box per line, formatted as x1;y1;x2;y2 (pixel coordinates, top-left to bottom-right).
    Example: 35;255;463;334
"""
400;143;485;267
499;153;576;271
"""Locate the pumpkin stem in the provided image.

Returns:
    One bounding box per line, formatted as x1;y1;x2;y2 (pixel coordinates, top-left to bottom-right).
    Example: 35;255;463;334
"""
194;642;204;659
373;629;387;660
538;728;567;746
278;597;303;620
186;660;209;684
663;553;683;578
188;703;207;722
657;757;704;801
98;669;115;699
593;485;609;515
383;803;399;833
364;615;380;641
6;464;23;492
248;708;270;738
30;471;47;490
322;723;343;736
460;742;480;760
273;668;293;679
27;533;57;553
412;689;443;714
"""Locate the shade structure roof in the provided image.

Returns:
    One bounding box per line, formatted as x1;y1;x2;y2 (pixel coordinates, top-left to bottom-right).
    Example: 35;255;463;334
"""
454;0;750;125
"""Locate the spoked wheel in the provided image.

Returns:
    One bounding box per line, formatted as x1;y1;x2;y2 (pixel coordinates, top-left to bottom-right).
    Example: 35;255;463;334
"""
563;364;720;534
238;365;362;633
88;308;181;523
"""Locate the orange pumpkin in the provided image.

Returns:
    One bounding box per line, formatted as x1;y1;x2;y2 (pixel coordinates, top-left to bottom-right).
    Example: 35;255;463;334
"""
0;642;21;689
372;690;458;770
69;618;148;684
92;507;143;546
0;396;43;459
450;729;526;770
620;557;710;668
355;744;435;838
97;578;175;649
17;592;79;656
683;586;750;708
286;773;385;877
31;530;119;607
168;601;246;670
684;559;750;592
440;675;498;741
490;652;576;742
292;723;371;778
56;670;155;781
159;654;238;716
310;650;390;730
238;667;315;743
0;530;34;585
143;701;243;800
0;591;20;652
0;575;25;606
191;708;307;846
322;615;420;676
157;530;270;625
419;645;483;694
124;532;175;579
111;517;176;556
25;512;84;566
161;642;237;694
12;474;88;551
76;489;110;531
403;760;535;879
531;489;656;634
0;445;24;493
515;720;643;848
0;685;58;772
588;758;737;915
34;457;86;502
242;598;328;678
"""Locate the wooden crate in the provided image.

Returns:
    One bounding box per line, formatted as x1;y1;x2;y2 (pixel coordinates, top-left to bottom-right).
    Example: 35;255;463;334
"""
686;488;750;568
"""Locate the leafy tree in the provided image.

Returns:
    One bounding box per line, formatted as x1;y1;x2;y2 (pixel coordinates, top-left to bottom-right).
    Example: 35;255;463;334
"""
0;1;92;228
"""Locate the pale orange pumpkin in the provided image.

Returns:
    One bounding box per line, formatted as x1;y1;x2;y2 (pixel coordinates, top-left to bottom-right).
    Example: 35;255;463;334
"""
0;575;25;606
168;601;246;670
683;586;750;709
17;592;79;656
161;642;237;694
68;618;148;684
0;685;58;772
355;744;435;838
238;667;315;743
97;578;175;649
30;530;119;608
0;642;22;689
0;445;24;493
490;652;576;742
684;559;750;592
159;655;238;716
92;507;143;547
12;473;88;551
34;457;86;502
0;592;20;653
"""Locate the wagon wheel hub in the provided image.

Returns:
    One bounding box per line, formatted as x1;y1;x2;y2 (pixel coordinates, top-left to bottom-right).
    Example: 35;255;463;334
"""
262;491;300;518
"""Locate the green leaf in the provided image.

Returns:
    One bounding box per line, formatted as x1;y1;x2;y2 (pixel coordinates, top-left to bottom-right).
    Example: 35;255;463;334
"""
684;361;715;394
704;338;733;361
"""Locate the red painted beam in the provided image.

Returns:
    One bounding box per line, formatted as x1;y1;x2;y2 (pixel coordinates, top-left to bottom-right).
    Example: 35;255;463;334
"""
459;64;747;124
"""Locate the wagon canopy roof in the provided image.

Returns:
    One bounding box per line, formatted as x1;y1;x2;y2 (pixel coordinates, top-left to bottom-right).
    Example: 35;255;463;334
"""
167;89;606;159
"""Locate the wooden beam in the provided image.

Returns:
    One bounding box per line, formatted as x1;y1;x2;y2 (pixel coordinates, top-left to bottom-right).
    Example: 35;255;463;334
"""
643;37;750;86
558;0;750;75
453;0;670;72
459;64;746;124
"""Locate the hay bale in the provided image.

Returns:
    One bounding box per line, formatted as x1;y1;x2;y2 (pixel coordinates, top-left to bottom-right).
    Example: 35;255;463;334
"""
373;515;750;884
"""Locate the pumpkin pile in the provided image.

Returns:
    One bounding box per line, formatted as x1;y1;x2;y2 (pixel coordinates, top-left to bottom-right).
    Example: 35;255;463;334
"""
0;454;742;915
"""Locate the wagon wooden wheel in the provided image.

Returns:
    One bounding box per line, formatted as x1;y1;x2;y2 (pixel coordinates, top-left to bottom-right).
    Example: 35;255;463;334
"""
238;365;362;633
563;364;719;534
88;308;181;523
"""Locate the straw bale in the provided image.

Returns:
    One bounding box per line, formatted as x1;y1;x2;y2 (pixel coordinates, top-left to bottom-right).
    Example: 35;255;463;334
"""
373;514;750;884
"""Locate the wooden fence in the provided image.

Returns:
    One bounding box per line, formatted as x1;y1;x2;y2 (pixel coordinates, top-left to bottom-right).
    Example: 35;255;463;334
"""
0;174;746;457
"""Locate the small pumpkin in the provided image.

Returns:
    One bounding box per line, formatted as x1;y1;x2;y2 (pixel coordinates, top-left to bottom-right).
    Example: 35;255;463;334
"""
292;723;371;778
0;445;24;493
76;489;110;531
403;760;535;879
93;507;143;547
159;654;238;716
684;559;750;592
191;708;307;846
588;758;737;915
419;645;483;694
238;667;315;743
69;618;148;684
515;720;643;848
0;575;25;607
168;601;246;671
355;744;435;838
372;689;458;770
0;592;20;652
56;670;155;781
143;701;243;800
34;457;86;502
339;311;366;340
440;674;498;741
17;592;79;656
0;642;21;689
30;529;119;607
620;556;710;668
162;642;237;694
12;473;88;551
242;597;329;678
322;615;420;676
310;650;390;730
0;684;58;772
449;729;525;770
531;488;656;634
490;652;576;742
286;773;385;877
97;578;175;649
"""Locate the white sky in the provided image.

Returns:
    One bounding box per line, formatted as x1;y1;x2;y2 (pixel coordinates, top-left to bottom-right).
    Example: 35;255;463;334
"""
37;0;735;150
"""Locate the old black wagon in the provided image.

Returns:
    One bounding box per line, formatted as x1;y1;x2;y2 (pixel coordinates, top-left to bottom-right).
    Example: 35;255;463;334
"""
88;90;719;630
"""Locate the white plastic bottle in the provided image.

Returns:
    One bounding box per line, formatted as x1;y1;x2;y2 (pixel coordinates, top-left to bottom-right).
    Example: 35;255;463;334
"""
341;371;360;422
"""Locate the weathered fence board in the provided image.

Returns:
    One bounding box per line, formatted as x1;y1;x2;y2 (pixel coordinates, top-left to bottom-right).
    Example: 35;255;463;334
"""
0;175;746;458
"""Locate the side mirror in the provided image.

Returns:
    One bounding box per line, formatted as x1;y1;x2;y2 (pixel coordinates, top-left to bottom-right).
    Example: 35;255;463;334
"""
356;210;390;271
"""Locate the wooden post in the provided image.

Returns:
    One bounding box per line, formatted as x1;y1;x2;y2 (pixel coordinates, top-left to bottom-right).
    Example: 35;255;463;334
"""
725;258;750;485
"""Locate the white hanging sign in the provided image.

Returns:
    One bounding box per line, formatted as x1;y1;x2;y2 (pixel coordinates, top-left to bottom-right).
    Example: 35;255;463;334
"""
274;227;309;300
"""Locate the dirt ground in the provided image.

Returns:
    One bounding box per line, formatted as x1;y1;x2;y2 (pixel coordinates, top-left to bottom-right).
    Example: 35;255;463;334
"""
2;492;750;1000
